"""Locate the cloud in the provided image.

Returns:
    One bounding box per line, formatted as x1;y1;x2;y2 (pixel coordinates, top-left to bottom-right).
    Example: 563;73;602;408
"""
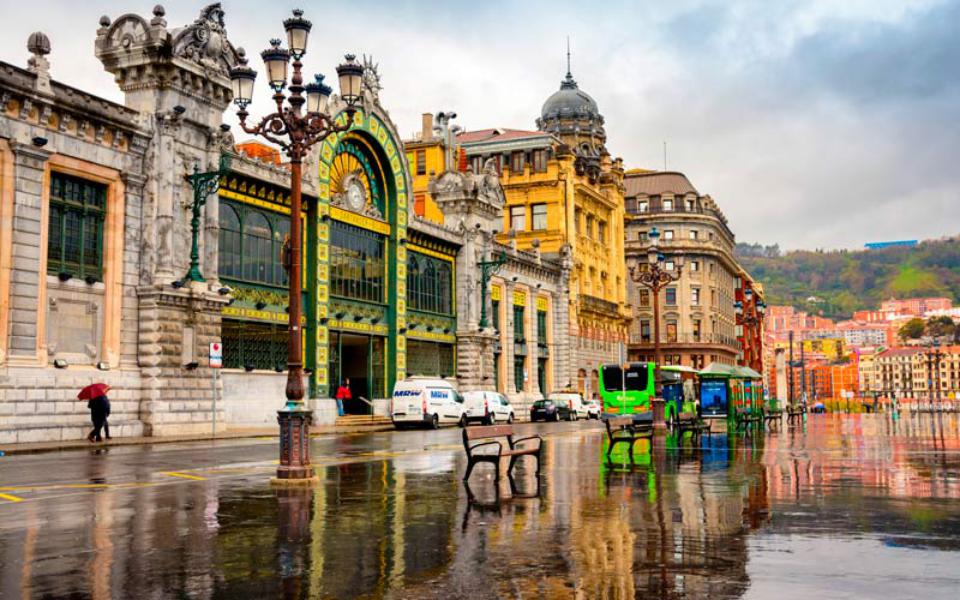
0;0;957;250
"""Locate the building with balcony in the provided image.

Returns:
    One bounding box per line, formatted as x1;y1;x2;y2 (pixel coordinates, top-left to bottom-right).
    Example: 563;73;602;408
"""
623;171;742;368
406;62;630;398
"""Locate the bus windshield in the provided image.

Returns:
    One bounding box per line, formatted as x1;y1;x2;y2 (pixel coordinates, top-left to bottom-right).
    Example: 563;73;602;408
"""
601;365;648;392
598;362;654;415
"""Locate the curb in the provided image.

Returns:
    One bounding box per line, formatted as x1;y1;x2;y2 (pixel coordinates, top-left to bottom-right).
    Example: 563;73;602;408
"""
0;424;396;456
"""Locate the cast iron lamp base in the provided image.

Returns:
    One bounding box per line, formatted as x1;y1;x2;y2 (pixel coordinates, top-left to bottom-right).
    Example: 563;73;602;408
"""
270;409;318;487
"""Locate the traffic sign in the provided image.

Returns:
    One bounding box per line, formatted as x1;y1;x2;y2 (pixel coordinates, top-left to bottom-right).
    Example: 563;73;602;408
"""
210;341;223;368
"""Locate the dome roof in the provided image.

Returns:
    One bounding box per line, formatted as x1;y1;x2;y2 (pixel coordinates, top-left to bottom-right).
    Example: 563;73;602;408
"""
540;72;599;121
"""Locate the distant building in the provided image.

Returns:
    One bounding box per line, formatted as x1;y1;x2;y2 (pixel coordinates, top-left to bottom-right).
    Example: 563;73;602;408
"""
880;297;952;316
864;240;917;250
876;348;921;399
623;170;743;368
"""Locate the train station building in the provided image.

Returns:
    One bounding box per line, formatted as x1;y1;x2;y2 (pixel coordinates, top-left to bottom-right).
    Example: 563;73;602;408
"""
0;4;571;442
0;3;763;444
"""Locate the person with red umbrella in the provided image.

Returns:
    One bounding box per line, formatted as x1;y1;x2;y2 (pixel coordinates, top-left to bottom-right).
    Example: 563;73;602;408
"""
78;383;111;443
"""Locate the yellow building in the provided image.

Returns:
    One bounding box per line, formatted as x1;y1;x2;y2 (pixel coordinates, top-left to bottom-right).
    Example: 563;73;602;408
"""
403;114;446;223
406;65;629;395
802;338;847;361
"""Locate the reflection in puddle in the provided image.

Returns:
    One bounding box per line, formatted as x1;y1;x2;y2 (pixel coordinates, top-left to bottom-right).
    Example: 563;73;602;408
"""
2;414;960;599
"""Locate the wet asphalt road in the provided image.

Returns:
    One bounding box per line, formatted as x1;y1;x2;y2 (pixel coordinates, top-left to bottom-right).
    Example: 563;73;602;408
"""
2;414;960;599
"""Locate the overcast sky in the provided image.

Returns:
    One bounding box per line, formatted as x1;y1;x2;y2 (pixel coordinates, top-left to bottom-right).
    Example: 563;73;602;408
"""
1;0;958;250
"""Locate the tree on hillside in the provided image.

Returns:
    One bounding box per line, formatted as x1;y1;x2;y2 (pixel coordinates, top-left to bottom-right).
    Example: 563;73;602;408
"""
926;316;956;340
899;318;926;341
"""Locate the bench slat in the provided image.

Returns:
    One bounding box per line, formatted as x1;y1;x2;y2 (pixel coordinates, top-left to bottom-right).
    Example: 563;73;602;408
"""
464;424;515;440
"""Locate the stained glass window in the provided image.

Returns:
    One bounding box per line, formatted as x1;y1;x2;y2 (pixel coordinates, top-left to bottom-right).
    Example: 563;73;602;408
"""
407;252;453;314
218;201;288;287
330;221;385;303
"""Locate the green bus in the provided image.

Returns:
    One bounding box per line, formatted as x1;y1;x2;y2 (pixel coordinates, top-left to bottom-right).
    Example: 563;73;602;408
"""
598;362;656;416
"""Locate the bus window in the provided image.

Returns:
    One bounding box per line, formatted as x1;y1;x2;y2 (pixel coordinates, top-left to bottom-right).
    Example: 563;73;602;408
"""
601;364;649;392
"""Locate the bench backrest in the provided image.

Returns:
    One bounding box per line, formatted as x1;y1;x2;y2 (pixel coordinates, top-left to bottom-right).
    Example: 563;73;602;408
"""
605;417;634;433
464;424;514;441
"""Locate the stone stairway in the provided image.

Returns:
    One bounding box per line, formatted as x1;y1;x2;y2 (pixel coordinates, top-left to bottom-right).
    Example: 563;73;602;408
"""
334;414;394;431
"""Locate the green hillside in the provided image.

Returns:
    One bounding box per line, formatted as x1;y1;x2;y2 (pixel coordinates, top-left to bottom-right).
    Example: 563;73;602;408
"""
736;237;960;320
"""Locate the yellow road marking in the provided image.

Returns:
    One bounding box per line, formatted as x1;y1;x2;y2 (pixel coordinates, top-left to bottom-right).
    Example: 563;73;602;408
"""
161;471;207;481
0;492;24;503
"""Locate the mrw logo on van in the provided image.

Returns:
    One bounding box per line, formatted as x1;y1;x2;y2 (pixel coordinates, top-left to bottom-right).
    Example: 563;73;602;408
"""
394;390;420;397
430;390;448;399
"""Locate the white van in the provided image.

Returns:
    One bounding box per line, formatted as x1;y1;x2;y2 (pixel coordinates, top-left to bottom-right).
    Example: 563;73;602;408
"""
549;392;589;421
462;391;515;425
390;377;466;429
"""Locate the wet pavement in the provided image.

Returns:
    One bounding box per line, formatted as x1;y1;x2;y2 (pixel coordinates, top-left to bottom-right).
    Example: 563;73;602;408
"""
2;413;960;599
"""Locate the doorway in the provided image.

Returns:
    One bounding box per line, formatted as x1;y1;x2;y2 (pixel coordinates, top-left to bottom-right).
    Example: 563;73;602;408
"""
328;331;385;414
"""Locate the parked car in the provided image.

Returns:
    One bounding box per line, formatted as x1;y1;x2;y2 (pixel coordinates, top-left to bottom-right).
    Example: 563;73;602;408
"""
550;392;589;421
462;391;515;425
530;399;560;422
585;399;601;419
390;377;465;429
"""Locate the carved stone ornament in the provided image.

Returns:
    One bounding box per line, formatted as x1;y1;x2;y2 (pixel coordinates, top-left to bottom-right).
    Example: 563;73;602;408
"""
171;3;231;76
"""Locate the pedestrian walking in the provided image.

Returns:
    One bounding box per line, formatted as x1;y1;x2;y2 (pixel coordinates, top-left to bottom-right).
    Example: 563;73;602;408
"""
335;378;351;417
77;383;112;443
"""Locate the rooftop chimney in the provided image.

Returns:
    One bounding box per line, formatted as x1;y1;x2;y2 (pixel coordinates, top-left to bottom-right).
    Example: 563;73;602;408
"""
421;113;434;141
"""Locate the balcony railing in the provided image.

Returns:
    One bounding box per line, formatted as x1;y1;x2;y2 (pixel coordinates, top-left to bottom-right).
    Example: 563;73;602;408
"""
629;332;739;348
581;294;620;315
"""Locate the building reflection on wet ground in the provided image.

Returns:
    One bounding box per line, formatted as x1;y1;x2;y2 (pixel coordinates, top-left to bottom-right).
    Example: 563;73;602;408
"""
2;413;960;599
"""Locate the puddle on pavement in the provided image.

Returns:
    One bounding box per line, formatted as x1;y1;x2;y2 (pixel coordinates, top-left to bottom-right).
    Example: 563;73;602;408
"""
2;413;960;599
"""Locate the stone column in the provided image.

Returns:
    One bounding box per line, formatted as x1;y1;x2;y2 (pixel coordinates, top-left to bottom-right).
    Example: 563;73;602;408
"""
137;287;229;436
120;171;148;368
7;142;51;361
152;116;180;284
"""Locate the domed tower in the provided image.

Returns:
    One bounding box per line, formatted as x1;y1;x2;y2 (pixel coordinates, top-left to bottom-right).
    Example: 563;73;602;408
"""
536;50;607;180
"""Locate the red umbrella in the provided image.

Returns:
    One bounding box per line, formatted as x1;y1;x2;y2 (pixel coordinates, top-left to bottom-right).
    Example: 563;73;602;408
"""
77;383;111;401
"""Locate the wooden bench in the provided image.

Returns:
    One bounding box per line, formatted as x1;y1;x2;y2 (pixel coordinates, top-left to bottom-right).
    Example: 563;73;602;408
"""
605;416;653;460
733;408;763;431
462;425;542;482
764;407;783;428
786;405;806;424
675;412;712;436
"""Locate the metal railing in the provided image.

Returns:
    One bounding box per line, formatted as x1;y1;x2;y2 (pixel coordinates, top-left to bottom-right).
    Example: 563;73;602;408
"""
629;332;739;348
581;294;620;315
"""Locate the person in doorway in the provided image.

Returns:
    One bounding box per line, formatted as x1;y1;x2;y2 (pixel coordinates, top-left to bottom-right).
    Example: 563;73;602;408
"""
335;378;351;417
87;393;111;443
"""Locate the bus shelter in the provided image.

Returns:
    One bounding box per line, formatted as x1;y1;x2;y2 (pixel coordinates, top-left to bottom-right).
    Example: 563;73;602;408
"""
698;363;764;420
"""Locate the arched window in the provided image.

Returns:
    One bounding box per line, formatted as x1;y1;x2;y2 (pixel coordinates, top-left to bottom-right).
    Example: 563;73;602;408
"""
273;217;290;286
437;262;452;314
218;204;242;279
422;260;437;312
407;255;420;310
406;252;453;315
243;212;273;283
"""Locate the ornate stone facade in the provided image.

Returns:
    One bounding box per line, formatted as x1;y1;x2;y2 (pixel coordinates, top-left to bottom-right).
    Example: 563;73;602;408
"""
0;4;573;444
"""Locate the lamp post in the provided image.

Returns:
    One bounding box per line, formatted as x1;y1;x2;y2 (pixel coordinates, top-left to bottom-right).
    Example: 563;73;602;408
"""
628;226;682;428
183;154;230;283
478;250;508;329
229;9;363;483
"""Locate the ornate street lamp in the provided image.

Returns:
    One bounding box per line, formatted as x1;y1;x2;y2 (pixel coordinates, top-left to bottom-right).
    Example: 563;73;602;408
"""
230;8;361;484
183;154;230;283
629;227;683;428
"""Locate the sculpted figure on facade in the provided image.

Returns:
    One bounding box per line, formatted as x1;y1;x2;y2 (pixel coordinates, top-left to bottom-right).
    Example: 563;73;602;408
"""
171;3;235;76
361;54;383;105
